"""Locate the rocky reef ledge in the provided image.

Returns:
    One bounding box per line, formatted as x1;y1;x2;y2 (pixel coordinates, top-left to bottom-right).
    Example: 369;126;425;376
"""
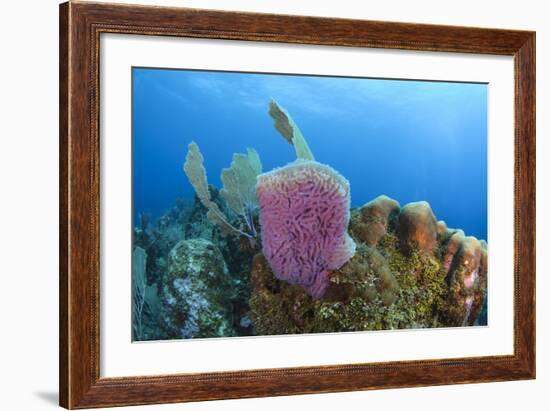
250;195;487;335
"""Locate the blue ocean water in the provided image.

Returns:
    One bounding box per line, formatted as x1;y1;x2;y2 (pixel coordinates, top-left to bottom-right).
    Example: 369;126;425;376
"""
133;67;487;240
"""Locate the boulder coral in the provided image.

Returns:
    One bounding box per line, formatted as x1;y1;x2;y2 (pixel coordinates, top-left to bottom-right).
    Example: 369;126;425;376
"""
442;235;488;326
349;195;400;246
436;220;448;238
442;229;465;274
249;195;488;334
256;160;356;299
396;201;438;255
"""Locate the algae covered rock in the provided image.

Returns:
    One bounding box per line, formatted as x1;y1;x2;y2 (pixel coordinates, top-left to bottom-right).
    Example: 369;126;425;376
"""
249;235;444;334
160;238;236;339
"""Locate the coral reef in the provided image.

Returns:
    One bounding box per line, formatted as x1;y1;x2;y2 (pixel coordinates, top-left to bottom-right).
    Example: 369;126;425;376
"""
133;99;488;340
256;160;356;299
249;195;488;334
133;197;193;289
133;191;256;340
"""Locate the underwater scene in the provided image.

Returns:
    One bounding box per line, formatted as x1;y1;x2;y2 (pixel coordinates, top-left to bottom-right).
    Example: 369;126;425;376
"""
132;67;488;341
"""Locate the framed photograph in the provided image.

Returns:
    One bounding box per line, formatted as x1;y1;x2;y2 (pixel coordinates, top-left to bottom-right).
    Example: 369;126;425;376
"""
59;1;535;408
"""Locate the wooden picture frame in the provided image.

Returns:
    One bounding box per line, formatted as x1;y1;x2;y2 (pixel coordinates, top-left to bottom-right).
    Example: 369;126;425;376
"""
59;1;535;408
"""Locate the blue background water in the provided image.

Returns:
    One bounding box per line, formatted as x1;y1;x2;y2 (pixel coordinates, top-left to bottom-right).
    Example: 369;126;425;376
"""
133;68;487;240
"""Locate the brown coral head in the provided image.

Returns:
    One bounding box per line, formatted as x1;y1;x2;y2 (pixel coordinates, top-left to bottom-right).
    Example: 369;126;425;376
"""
396;201;438;254
443;236;487;326
442;230;465;274
436;220;449;238
360;195;400;222
350;195;400;246
458;237;482;274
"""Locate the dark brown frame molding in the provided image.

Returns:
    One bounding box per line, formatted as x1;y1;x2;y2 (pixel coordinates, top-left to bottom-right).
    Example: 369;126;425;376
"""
59;1;536;408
